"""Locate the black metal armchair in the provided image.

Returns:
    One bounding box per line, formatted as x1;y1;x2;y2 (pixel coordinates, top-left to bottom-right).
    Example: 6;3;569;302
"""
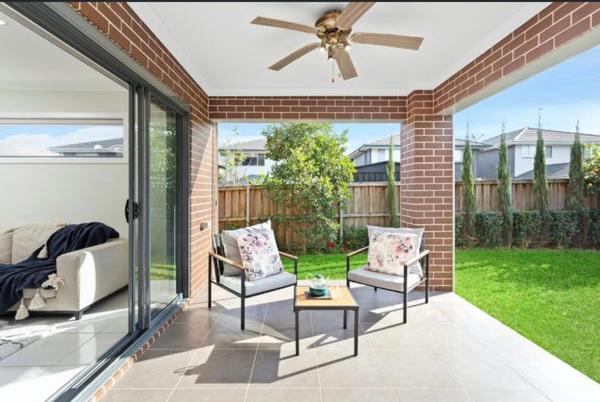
208;234;298;330
345;235;430;324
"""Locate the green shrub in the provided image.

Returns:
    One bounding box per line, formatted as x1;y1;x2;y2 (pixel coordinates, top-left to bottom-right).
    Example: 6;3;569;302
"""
455;209;600;249
550;210;579;248
513;211;543;248
343;225;369;250
475;212;503;247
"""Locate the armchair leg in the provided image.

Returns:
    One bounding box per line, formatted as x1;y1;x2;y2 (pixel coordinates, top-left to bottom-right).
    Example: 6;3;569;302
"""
403;291;407;324
374;287;378;292
241;295;245;330
208;282;212;309
425;280;429;304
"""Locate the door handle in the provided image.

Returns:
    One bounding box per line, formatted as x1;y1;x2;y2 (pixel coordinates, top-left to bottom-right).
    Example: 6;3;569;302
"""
124;199;139;223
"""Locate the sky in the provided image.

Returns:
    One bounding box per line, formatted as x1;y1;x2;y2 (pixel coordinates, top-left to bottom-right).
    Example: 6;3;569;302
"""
219;45;600;149
454;45;600;141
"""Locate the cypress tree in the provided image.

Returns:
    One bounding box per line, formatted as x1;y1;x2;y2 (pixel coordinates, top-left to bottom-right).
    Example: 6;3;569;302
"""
497;133;513;246
533;129;550;244
462;139;476;244
386;135;399;227
569;123;587;246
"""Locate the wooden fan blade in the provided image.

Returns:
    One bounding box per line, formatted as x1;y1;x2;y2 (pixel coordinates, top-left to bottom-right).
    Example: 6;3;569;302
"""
251;16;315;34
333;47;357;80
336;2;375;30
351;32;423;50
269;43;320;71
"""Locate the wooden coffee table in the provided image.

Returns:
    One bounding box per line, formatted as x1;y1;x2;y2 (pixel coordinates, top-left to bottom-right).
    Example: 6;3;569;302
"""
294;286;359;356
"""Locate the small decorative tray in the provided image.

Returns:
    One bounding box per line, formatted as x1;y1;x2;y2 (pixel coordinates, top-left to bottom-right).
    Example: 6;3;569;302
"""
305;288;333;299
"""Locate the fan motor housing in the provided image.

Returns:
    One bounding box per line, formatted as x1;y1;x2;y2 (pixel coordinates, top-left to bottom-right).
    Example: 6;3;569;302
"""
315;10;351;47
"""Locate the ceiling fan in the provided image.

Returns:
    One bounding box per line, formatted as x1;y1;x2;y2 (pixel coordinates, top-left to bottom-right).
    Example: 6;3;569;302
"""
251;2;423;81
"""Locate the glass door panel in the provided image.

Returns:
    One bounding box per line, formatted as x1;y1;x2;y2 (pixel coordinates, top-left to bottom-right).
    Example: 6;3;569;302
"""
149;99;178;316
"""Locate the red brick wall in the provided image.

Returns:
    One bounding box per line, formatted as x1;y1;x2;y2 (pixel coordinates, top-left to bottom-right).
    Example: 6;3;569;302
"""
209;96;407;121
70;2;214;297
433;2;600;113
401;91;454;290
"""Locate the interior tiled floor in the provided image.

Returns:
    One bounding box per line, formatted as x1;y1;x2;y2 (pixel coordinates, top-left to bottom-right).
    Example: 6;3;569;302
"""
105;283;600;402
0;289;128;401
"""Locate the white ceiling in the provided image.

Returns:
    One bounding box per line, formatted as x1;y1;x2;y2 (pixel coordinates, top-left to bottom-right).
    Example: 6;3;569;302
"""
0;10;124;92
130;2;549;96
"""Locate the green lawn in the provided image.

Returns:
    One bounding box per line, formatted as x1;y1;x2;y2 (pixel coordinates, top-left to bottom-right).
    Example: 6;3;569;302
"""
456;248;599;382
282;248;600;382
282;252;366;280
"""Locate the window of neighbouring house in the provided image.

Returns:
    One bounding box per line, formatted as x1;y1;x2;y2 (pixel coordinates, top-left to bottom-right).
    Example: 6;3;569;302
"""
454;149;464;161
240;152;265;166
0;118;125;159
546;145;553;158
522;145;554;158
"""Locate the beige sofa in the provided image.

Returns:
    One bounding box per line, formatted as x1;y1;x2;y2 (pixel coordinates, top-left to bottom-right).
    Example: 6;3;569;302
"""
1;224;128;319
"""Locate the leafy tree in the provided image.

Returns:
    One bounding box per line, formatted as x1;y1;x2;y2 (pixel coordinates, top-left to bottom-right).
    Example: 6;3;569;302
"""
260;123;355;252
386;135;399;227
497;133;513;246
533;130;550;216
461;139;476;245
584;144;600;195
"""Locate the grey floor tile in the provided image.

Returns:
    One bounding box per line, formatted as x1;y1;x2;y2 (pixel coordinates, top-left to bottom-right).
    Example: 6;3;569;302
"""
103;389;171;402
468;389;550;402
168;388;246;402
395;389;476;402
322;388;398;402
176;348;256;388
151;322;213;350
250;349;319;388
377;350;460;389
246;388;321;402
200;320;264;350
114;349;196;389
317;350;389;388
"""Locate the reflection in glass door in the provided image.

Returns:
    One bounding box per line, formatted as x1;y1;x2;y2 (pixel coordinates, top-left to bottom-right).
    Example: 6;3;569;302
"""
149;99;178;316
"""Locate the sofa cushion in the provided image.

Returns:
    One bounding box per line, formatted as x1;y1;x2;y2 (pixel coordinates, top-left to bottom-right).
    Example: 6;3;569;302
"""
367;226;424;276
221;221;271;276
237;227;283;281
0;229;13;264
220;271;296;296
11;224;63;264
348;266;421;293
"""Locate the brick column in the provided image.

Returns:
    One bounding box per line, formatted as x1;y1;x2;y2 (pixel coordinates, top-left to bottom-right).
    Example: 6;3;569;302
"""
400;90;453;291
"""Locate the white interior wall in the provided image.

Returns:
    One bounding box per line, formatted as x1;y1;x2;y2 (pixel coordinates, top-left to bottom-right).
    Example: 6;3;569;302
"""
0;90;129;237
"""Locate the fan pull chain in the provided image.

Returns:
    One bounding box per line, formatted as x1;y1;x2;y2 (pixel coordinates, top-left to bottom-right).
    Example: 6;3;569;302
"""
331;59;335;83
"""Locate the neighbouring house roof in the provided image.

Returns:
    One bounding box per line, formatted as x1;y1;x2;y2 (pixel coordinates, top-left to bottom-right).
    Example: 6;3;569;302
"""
219;138;266;152
514;162;571;180
454;138;491;149
482;127;600;147
348;133;400;159
49;137;123;156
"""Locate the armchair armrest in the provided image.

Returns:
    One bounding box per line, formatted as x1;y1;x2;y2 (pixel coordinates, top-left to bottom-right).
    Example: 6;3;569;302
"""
402;250;430;268
346;246;368;258
279;251;298;260
346;246;369;273
278;251;298;276
208;251;245;272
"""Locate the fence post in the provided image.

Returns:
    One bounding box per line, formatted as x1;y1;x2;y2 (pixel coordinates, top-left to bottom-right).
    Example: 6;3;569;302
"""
245;185;250;226
339;199;344;244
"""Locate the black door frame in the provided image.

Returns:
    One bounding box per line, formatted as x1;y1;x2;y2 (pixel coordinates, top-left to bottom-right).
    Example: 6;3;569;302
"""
2;2;191;400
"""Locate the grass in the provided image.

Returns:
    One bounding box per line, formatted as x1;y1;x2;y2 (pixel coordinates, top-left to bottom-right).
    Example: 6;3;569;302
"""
282;248;600;381
282;252;367;280
151;263;176;280
456;248;600;382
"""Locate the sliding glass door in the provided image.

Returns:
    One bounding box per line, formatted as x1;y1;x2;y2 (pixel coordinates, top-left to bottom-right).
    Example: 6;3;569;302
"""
148;99;179;317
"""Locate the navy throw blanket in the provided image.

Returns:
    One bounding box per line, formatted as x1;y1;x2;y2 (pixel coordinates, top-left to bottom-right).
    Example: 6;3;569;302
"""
0;222;119;313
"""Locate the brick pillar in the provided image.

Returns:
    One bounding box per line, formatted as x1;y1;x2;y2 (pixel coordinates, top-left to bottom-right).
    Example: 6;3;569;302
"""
400;90;454;291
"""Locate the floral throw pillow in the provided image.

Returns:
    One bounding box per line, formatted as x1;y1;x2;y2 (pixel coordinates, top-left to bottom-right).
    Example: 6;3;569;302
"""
237;228;283;281
366;229;419;276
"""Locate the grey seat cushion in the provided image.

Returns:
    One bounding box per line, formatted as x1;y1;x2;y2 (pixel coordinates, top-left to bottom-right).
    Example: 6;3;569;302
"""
219;271;296;296
348;266;422;293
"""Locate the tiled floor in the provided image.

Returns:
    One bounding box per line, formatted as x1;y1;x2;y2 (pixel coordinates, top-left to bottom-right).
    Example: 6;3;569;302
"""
0;289;128;401
105;283;600;402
